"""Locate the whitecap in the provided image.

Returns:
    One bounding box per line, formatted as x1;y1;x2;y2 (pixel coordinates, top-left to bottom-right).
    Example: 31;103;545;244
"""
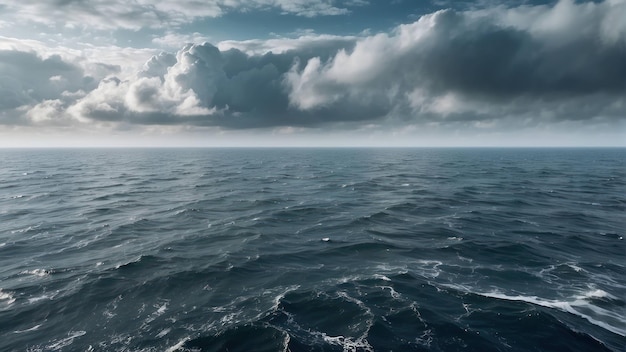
156;328;171;338
142;300;169;327
373;274;391;281
28;295;54;304
11;225;39;234
375;263;409;275
577;288;615;300
269;285;300;312
156;302;168;315
379;285;401;299
302;293;375;349
21;269;51;277
46;331;86;351
473;290;626;337
567;263;585;273
415;329;433;348
281;332;291;352
321;333;375;352
14;324;42;333
0;289;15;306
165;337;189;352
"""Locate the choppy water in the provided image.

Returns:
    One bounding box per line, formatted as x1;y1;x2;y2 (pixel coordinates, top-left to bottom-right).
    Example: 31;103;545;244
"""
0;148;624;352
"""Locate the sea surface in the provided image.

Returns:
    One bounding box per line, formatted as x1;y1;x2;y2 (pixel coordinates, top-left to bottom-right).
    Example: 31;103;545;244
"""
0;148;624;352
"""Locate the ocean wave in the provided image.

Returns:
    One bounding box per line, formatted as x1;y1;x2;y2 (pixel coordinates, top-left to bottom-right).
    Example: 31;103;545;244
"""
456;287;626;337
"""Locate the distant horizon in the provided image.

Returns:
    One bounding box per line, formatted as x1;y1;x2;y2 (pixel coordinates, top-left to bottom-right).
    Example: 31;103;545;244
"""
1;145;624;149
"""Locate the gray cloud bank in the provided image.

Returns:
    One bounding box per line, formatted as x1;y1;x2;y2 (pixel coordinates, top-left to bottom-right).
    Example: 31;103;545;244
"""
1;0;625;132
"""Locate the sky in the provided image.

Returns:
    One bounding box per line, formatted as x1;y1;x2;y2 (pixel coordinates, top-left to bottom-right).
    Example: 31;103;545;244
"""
0;0;624;147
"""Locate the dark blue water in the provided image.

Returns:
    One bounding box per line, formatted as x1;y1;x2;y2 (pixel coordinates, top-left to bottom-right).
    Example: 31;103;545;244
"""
0;148;624;351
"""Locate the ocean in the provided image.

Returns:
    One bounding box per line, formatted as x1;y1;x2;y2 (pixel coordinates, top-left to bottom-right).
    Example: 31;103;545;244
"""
0;148;624;352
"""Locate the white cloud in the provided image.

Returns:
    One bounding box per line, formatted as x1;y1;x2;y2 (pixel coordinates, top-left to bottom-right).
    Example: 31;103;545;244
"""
0;0;364;30
218;34;357;55
0;0;624;142
152;32;212;50
0;36;155;79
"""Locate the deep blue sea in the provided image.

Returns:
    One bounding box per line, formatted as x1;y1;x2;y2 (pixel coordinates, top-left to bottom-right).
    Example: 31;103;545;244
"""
0;148;624;352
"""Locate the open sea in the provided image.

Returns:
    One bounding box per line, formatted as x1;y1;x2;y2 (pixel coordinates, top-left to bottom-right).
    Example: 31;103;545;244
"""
0;148;624;352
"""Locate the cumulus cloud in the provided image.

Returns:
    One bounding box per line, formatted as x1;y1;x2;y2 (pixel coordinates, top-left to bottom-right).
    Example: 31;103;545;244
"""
0;0;365;30
282;0;626;126
0;38;149;126
3;0;626;133
0;50;93;124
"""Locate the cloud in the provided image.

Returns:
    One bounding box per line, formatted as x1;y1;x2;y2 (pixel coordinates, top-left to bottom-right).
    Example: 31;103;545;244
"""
152;32;212;50
0;50;91;123
0;0;366;30
217;34;357;56
0;38;154;126
282;0;626;126
3;0;626;134
0;50;92;125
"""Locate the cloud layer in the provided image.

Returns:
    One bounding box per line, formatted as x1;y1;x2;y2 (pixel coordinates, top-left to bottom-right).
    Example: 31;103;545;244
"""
0;0;365;30
1;0;625;135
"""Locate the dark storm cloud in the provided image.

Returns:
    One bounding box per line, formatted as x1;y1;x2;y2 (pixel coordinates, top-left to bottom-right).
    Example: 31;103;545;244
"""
416;9;626;98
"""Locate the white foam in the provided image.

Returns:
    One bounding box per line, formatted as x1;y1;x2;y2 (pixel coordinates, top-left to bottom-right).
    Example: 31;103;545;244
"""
270;285;300;312
375;264;408;275
567;263;585;273
46;331;86;351
321;333;375;352
415;329;433;348
281;332;291;352
21;269;51;277
156;328;171;338
28;295;54;304
165;337;189;352
335;291;375;347
0;289;15;306
379;285;401;299
14;324;42;333
156;303;168;315
11;225;39;234
373;274;391;281
474;290;626;337
143;301;169;326
412;260;443;278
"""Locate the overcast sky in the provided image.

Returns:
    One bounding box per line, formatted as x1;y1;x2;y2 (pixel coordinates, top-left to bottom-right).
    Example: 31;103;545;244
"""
0;0;624;147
